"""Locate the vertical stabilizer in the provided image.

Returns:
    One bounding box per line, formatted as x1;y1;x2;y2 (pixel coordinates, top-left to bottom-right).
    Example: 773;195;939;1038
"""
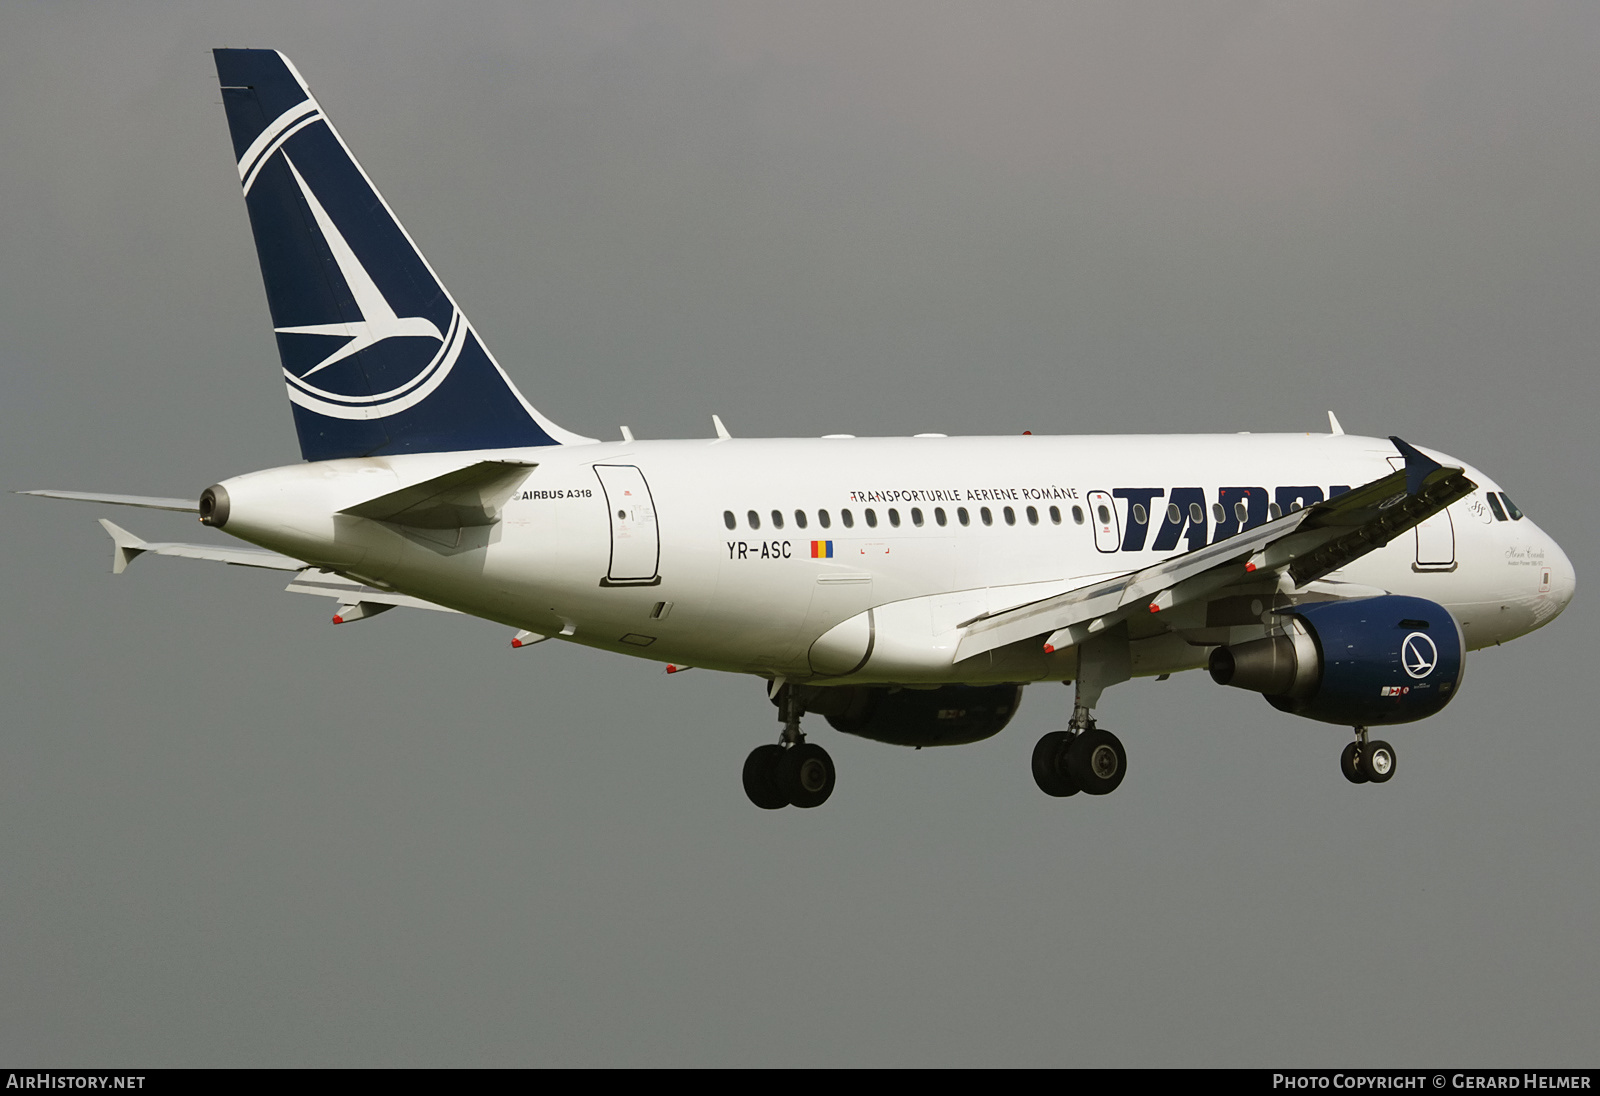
213;49;590;460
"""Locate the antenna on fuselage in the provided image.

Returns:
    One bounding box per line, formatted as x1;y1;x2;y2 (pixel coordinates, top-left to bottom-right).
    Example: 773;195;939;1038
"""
1328;411;1345;436
712;414;732;440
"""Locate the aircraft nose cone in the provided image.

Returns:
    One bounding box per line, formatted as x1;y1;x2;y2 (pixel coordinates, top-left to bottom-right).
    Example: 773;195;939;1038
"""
1546;534;1577;616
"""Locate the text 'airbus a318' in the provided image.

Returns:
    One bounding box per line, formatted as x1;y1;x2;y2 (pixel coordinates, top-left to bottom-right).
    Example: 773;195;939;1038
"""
26;50;1576;809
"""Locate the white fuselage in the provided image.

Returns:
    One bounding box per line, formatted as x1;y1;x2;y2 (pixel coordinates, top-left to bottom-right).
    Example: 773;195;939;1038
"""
213;431;1576;686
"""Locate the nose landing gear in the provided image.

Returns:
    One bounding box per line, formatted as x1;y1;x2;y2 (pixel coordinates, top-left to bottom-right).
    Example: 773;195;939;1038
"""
743;683;837;809
1340;727;1396;785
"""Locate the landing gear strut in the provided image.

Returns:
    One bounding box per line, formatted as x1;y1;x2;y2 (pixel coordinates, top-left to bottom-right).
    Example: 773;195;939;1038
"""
743;684;836;809
1340;727;1396;785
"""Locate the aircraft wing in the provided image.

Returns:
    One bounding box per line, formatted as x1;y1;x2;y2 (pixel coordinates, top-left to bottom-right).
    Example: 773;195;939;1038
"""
955;436;1476;661
282;570;460;620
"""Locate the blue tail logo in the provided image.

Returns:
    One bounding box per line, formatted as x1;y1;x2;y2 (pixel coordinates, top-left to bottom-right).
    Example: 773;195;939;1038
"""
215;49;589;460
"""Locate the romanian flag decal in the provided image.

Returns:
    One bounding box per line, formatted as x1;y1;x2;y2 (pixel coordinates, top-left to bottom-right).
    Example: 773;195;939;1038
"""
810;540;833;559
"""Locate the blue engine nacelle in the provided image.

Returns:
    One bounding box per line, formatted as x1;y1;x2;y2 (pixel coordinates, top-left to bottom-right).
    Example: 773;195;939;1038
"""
784;683;1025;747
1208;595;1464;726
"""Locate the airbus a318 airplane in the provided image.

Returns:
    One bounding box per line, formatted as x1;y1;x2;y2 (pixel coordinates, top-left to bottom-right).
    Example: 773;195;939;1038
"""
27;50;1576;809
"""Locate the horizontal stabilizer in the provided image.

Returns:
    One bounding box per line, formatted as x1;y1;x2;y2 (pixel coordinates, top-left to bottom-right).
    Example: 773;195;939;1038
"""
23;489;198;513
98;519;303;573
340;460;536;529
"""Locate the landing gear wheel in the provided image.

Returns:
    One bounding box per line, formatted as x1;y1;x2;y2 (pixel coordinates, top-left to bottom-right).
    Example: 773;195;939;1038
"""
1359;740;1396;783
782;742;836;808
1031;731;1080;797
1066;728;1126;796
1340;741;1369;784
742;744;789;810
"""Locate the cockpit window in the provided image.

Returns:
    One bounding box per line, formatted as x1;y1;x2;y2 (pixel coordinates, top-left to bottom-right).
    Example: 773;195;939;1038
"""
1485;492;1507;522
1499;492;1524;520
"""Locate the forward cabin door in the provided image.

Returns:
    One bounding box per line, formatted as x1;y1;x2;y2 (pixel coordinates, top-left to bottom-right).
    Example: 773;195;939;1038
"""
1388;456;1456;571
593;464;661;585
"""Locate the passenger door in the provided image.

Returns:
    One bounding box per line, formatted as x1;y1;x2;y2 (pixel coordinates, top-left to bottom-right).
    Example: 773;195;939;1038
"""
593;464;661;586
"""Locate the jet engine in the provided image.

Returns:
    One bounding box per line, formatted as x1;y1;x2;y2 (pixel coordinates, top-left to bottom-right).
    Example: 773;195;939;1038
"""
786;683;1025;747
1209;595;1464;726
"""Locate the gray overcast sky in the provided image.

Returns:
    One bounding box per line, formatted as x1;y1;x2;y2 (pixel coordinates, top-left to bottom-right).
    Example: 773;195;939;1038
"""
2;1;1596;1066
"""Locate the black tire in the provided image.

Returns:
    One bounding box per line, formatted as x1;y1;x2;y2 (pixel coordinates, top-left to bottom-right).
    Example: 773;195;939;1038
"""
742;744;789;809
782;742;836;808
1031;731;1079;797
1340;741;1369;784
1066;728;1126;796
1360;740;1396;784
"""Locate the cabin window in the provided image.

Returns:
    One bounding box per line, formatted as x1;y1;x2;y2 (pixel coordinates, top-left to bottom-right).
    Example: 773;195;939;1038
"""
1026;505;1039;525
1268;502;1282;520
818;510;831;528
1003;506;1016;526
747;510;761;530
1289;498;1304;512
865;508;878;528
794;509;808;529
1234;500;1248;524
911;507;925;527
1132;503;1147;525
1499;492;1524;520
771;510;784;529
1049;505;1062;524
888;508;901;527
1486;493;1507;521
1072;505;1085;525
981;506;994;526
935;507;947;526
1213;503;1225;523
841;509;854;528
958;507;971;526
1096;504;1111;525
723;510;736;530
1190;502;1204;524
1167;503;1180;524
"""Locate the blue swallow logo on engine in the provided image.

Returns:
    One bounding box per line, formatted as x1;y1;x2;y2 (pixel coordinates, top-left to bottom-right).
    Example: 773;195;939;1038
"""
1401;632;1439;679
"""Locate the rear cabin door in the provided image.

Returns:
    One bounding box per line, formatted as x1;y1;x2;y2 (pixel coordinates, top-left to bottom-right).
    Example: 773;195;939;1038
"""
593;464;661;585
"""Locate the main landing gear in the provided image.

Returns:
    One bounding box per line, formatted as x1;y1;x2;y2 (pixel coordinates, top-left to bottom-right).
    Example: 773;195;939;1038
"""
1340;727;1396;785
1031;721;1127;797
744;684;836;809
1031;663;1128;799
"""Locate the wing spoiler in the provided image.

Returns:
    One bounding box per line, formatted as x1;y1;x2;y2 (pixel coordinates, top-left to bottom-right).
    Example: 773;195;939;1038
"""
955;437;1476;661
